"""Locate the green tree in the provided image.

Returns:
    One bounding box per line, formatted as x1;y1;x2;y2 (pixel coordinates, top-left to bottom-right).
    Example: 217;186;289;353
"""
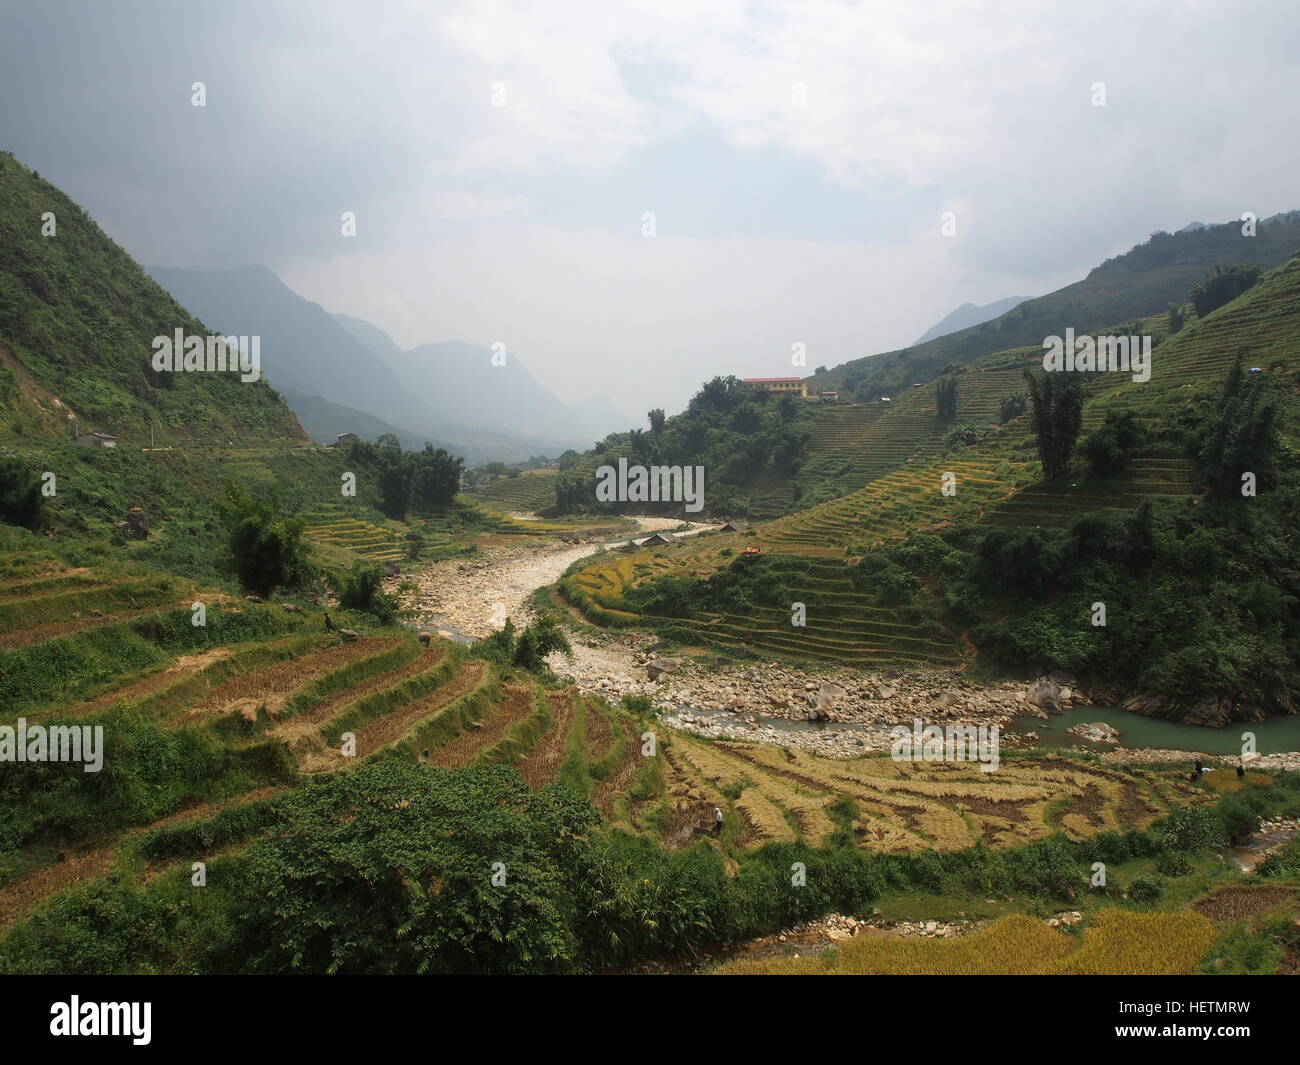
0;458;44;530
329;561;398;622
510;614;571;671
998;392;1027;424
1083;411;1147;476
1189;263;1261;319
935;375;959;419
410;444;463;508
235;762;603;974
474;615;571;672
1024;369;1085;481
1196;353;1279;498
216;482;311;597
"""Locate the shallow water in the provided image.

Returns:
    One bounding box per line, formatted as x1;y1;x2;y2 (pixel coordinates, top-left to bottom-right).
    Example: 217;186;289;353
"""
1006;705;1300;755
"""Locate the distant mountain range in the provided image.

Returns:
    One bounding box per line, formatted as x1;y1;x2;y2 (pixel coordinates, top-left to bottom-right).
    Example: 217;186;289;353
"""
913;296;1028;345
145;265;625;464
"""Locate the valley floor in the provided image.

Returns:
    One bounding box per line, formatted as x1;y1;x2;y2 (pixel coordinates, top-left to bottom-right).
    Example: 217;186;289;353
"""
396;519;1300;768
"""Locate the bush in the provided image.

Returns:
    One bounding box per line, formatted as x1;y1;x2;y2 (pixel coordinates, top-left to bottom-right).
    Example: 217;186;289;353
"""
1157;805;1226;855
998;392;1027;425
0;457;45;530
1155;850;1191;877
1128;874;1165;903
1082;411;1147;476
235;762;603;974
329;562;397;622
1189;263;1261;319
472;615;571;673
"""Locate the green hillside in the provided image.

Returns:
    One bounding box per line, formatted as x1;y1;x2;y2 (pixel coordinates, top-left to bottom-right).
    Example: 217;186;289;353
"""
808;215;1300;401
0;153;307;447
558;253;1300;715
6;537;1282;977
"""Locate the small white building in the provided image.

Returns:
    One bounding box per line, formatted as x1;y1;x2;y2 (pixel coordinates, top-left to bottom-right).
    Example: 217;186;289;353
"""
75;432;117;448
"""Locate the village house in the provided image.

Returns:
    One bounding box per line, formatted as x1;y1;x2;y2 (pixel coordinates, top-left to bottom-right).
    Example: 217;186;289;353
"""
743;377;807;397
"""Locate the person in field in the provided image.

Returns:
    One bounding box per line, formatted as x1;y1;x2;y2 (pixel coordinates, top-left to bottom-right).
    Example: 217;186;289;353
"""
713;806;724;836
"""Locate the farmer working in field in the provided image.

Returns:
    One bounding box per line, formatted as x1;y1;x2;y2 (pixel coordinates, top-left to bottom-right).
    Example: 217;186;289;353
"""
713;806;724;836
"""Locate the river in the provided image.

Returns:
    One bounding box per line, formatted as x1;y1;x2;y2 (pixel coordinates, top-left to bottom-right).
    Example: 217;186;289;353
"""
400;524;1300;762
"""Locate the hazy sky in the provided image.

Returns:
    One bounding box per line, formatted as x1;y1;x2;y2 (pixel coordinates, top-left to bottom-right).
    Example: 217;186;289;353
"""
3;0;1298;417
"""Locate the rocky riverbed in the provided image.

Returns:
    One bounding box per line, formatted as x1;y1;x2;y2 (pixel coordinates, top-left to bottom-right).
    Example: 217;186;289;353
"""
397;521;1300;766
398;517;714;640
553;628;1032;757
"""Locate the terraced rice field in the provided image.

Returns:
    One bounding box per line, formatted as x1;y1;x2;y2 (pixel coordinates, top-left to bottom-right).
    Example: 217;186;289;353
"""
559;542;965;666
306;517;406;563
555;269;1293;671
464;469;559;513
514;690;579;789
983;454;1198;529
713;909;1218;975
758;452;1031;555
653;741;1204;853
0;549;1219;936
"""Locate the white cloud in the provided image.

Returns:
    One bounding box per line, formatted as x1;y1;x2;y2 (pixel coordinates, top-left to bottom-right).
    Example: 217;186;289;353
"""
7;0;1299;417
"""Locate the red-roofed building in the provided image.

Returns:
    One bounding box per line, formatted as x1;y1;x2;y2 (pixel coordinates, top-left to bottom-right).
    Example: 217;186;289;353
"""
742;377;807;397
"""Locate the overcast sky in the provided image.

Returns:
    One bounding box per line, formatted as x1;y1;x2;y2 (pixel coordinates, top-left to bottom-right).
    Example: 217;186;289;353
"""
3;0;1298;417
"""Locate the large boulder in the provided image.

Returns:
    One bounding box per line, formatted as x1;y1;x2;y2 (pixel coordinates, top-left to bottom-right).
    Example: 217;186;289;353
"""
1067;721;1121;744
808;681;847;721
646;657;683;681
1026;677;1065;713
1121;692;1260;729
